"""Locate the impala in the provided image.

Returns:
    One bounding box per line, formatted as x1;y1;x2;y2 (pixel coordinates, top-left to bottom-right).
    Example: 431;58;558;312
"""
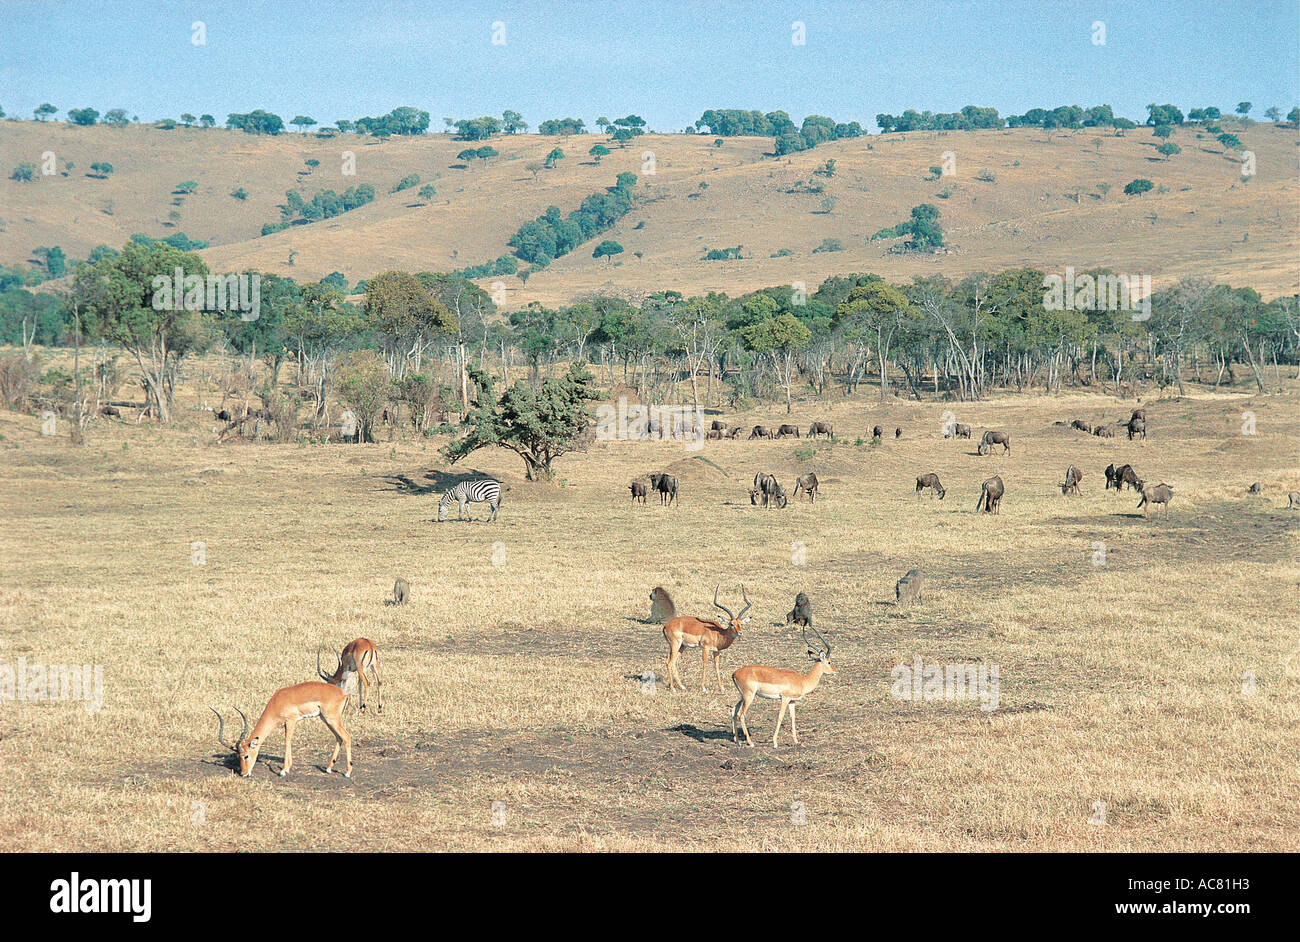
731;624;835;748
212;681;352;778
663;586;751;692
317;638;383;712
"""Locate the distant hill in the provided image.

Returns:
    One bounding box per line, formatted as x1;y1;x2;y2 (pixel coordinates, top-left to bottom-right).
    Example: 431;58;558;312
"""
2;121;1296;304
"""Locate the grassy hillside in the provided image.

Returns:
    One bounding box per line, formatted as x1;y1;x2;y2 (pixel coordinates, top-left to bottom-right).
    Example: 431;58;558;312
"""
2;121;1297;305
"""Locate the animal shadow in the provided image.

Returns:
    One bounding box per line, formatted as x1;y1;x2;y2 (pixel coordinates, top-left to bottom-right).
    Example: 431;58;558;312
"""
669;723;733;743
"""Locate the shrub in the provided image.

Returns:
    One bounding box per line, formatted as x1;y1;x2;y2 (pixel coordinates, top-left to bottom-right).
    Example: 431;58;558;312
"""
812;238;844;253
1124;178;1154;196
10;163;36;182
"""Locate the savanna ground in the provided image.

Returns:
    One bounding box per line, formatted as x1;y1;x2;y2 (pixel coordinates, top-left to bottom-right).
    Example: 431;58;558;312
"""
1;359;1297;852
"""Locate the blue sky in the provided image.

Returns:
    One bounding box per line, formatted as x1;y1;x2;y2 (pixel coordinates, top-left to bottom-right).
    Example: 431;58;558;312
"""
2;0;1297;130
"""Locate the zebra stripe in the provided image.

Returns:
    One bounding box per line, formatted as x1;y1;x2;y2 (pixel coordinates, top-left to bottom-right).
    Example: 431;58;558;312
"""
438;480;502;521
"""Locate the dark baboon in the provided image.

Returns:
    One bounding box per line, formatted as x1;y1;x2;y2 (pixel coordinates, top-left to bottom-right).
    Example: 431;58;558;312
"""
976;475;1005;513
393;578;409;605
99;406;121;418
915;473;945;499
895;568;924;605
215;409;232;422
872;425;884;439
954;423;971;439
793;472;819;502
1137;483;1173;518
895;427;902;439
978;430;1010;455
648;586;677;624
629;480;648;504
785;592;811;627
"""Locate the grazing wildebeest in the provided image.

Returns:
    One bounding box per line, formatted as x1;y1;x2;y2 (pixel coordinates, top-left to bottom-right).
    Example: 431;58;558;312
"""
895;427;902;439
1137;483;1173;518
1070;419;1092;433
99;406;121;418
976;475;1004;514
1094;425;1115;438
1104;463;1121;490
1060;465;1083;496
1289;492;1300;509
393;578;409;605
710;420;730;433
629;480;648;504
978;430;1011;455
785;592;811;628
1126;416;1146;440
793;472;819;502
807;421;833;439
648;586;677;624
915;473;946;499
872;425;884;439
1117;464;1143;492
650;472;679;505
749;425;774;440
752;472;787;508
777;424;801;439
724;426;743;439
1247;482;1262;494
954;423;971;439
895;568;924;605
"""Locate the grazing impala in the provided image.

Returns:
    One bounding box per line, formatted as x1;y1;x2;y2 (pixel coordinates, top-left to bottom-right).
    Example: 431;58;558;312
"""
731;624;835;749
663;586;751;692
318;638;383;712
212;681;352;778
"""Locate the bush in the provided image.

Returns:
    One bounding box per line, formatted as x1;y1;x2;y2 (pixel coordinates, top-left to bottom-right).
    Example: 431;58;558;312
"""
1124;178;1154;196
702;246;742;261
230;187;248;200
392;173;420;193
10;163;36;182
812;238;844;253
0;353;39;411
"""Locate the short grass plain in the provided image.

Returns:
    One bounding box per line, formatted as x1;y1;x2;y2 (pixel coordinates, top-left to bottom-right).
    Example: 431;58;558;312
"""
1;369;1297;851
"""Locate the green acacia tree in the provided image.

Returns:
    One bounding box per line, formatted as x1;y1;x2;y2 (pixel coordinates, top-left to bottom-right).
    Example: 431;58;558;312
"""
833;281;921;401
445;362;598;480
741;313;811;412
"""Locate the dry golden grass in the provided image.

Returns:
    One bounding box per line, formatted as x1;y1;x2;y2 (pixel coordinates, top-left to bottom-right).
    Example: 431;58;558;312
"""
3;122;1297;305
1;357;1296;852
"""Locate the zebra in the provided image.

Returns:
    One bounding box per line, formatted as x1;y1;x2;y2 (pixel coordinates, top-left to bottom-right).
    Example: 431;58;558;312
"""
438;480;502;522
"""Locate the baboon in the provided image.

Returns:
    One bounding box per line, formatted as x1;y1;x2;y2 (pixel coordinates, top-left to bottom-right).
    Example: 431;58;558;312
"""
1060;465;1083;496
1137;483;1173;518
976;475;1004;514
915;473;946;499
785;592;811;628
895;568;924;605
1247;482;1262;494
649;473;679;505
1094;425;1115;438
776;424;801;439
648;586;677;624
1288;492;1299;509
1070;419;1092;433
807;421;833;439
393;578;409;605
749;425;774;440
1126;416;1146;440
215;409;233;422
954;423;971;439
629;480;648;504
99;406;121;418
872;425;884;439
1129;409;1146;422
978;430;1011;455
753;472;787;508
793;472;819;502
895;427;902;439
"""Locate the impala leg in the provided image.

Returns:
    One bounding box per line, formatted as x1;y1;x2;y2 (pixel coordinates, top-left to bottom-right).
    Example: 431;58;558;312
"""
713;652;725;693
665;645;681;692
322;711;351;778
280;720;295;776
788;701;798;745
737;691;756;747
774;699;789;749
700;646;712;692
369;659;384;713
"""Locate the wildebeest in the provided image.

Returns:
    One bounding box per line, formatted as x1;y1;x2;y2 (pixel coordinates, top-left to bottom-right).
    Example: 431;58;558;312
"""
724;426;743;439
752;472;787;508
895;568;924;605
629;480;648;504
1126;416;1146;440
393;578;409;606
975;475;1004;513
977;430;1011;455
1070;419;1092;433
650;472;679;505
777;424;801;439
807;421;833;439
915;473;946;499
1060;465;1083;496
710;420;730;433
895;427;902;439
872;425;884;439
1116;464;1143;492
1137;483;1173;518
648;586;677;624
785;592;811;628
1094;425;1115;438
793;472;819;502
954;423;971;439
749;425;774;440
1289;492;1300;509
705;429;723;440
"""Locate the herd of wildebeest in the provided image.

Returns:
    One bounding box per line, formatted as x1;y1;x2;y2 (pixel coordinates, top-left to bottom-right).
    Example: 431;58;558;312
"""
210;404;1298;776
